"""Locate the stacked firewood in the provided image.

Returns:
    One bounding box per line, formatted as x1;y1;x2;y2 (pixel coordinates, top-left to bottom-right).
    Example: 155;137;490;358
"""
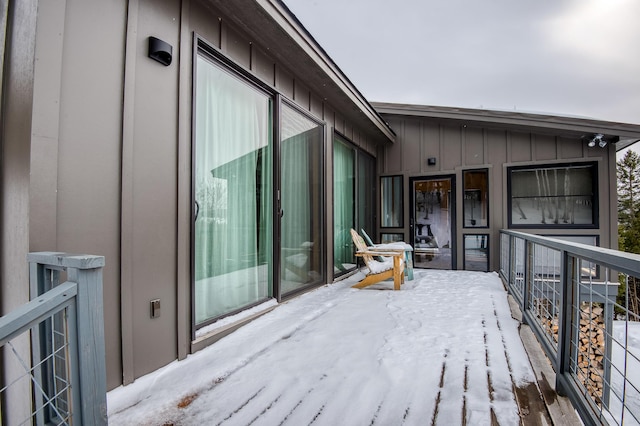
536;300;605;404
576;303;605;404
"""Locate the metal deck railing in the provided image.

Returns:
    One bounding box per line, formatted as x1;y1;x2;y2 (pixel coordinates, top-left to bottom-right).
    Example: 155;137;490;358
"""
500;230;640;425
0;252;107;425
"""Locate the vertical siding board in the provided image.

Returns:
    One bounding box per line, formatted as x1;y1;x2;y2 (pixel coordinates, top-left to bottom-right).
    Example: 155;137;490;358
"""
344;121;353;141
190;2;220;47
333;111;345;135
275;65;294;99
487;129;508;165
510;131;531;162
310;92;323;118
252;45;275;87
486;129;507;228
381;117;401;174
386;121;403;173
293;80;310;110
120;0;139;387
442;125;461;171
422;123;439;173
224;24;251;69
558;136;582;159
465;126;484;166
586;145;603;159
129;0;180;380
534;134;556;161
54;0;127;390
402;119;420;172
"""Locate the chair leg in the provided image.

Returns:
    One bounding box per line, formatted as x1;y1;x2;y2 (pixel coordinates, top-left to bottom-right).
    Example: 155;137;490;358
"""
393;255;402;290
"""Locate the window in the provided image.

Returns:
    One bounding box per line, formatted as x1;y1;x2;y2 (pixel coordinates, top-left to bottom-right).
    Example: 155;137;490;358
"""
381;233;404;243
508;162;597;228
381;175;403;228
464;234;489;271
463;169;488;228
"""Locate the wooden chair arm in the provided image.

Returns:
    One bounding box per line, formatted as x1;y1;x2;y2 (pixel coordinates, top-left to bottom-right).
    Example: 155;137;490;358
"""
356;250;404;257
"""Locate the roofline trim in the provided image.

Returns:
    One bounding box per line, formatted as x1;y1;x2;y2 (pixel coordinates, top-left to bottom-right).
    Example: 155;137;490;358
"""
260;0;396;142
373;102;640;141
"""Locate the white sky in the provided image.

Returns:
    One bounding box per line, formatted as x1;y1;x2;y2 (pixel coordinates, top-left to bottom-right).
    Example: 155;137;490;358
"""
107;270;536;424
283;0;640;126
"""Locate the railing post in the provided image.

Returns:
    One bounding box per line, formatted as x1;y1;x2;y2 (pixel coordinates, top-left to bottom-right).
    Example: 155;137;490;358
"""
27;252;107;425
64;255;107;425
556;251;573;396
523;239;532;316
601;271;616;409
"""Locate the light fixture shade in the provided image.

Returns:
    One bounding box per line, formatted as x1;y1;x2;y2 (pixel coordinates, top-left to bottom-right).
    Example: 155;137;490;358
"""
599;139;607;148
588;140;596;147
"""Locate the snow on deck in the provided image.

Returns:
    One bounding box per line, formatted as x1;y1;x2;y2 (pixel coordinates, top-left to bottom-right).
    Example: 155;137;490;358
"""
107;270;536;425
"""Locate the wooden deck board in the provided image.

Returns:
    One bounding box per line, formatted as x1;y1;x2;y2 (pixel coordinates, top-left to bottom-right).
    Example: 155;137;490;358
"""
108;271;579;425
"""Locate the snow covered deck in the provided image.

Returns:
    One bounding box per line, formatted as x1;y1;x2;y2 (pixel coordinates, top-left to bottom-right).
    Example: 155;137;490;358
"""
107;270;574;425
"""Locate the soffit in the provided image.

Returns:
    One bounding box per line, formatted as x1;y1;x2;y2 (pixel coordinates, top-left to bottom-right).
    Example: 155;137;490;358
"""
200;0;396;144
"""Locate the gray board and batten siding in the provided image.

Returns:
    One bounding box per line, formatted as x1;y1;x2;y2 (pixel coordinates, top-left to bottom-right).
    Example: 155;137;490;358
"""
373;102;640;272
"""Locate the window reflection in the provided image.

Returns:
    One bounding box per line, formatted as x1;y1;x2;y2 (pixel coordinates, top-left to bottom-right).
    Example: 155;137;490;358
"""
463;169;488;228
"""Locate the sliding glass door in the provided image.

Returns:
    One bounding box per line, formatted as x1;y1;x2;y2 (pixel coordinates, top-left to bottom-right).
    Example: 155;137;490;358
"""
333;139;355;274
193;54;273;325
280;103;324;295
333;137;376;276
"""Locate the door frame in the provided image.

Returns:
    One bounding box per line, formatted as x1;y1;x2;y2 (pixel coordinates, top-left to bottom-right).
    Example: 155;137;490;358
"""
408;174;457;269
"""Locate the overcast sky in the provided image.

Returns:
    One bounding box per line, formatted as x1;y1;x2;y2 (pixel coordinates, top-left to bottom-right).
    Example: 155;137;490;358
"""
283;0;640;126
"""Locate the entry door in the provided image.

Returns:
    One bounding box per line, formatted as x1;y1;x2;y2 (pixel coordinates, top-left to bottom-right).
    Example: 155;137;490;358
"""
410;176;456;269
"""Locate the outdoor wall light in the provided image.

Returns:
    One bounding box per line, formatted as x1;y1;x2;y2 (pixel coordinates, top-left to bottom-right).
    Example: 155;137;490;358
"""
148;36;172;66
587;133;605;148
427;157;437;166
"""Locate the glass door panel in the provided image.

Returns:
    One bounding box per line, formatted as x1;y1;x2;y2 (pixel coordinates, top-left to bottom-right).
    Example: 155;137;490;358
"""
193;55;273;325
280;104;324;294
333;139;355;275
357;151;376;238
411;176;455;269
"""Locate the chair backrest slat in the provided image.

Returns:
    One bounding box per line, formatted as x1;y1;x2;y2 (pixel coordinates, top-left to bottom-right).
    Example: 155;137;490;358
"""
350;228;374;265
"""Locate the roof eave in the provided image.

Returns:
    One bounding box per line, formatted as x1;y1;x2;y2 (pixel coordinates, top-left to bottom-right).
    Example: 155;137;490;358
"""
200;0;396;144
373;102;640;143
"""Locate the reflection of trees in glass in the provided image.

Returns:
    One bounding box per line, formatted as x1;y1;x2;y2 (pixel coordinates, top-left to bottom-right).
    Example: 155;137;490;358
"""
463;170;488;227
196;175;228;222
381;176;403;227
511;165;593;226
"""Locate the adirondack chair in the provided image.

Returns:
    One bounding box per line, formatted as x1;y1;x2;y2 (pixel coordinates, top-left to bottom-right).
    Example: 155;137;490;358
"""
360;229;414;281
350;229;405;290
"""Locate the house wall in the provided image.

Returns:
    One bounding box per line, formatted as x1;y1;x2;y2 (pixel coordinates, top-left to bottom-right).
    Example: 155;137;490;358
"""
378;115;617;271
28;0;386;390
1;0;38;421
